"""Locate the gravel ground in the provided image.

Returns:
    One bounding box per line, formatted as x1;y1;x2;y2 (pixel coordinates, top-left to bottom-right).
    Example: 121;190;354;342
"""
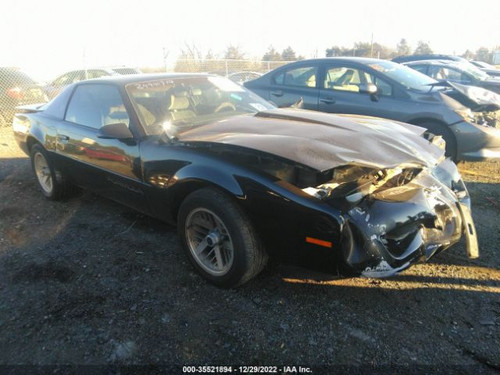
0;129;499;374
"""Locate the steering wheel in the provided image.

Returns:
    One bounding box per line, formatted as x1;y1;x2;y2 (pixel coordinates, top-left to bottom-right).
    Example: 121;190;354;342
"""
214;102;236;113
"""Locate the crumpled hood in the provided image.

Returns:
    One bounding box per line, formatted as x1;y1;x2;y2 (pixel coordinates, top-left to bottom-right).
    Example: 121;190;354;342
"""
179;109;444;171
448;82;500;110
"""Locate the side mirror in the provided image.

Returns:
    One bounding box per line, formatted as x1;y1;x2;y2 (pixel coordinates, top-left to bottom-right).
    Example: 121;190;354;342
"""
98;122;134;140
359;83;378;95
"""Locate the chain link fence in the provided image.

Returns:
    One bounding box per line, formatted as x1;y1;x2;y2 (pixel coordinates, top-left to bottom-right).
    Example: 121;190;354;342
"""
171;58;291;75
0;59;294;157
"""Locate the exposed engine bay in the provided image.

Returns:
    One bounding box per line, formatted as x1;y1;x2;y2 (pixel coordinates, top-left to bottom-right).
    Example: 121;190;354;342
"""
446;81;500;127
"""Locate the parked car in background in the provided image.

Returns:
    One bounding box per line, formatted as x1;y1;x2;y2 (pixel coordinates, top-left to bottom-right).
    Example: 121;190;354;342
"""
392;54;467;64
0;67;47;127
394;54;500;78
44;67;142;99
244;58;500;161
403;60;500;94
228;71;262;85
470;60;500;78
12;74;478;286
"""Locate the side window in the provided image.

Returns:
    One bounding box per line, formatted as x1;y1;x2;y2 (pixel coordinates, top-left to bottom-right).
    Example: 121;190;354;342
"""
324;66;362;92
428;66;444;80
65;84;129;129
410;65;427;74
364;73;393;96
273;66;317;88
324;66;393;96
460;72;473;84
429;66;467;83
441;67;462;81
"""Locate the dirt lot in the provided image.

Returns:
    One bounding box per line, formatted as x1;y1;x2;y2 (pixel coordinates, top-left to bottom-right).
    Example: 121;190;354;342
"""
0;128;499;374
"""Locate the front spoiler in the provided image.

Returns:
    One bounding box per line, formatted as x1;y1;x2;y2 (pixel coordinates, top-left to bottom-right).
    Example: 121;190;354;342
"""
337;160;478;278
358;202;479;278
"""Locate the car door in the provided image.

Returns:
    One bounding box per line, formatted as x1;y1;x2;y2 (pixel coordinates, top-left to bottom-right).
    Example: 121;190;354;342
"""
56;83;150;212
318;62;402;119
266;64;319;110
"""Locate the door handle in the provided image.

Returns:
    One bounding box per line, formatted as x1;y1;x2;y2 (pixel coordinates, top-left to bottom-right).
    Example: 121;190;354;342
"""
57;135;69;143
320;97;335;105
270;90;284;97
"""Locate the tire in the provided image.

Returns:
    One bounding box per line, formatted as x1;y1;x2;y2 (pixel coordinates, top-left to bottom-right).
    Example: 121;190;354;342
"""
30;144;70;200
417;121;457;161
178;188;268;288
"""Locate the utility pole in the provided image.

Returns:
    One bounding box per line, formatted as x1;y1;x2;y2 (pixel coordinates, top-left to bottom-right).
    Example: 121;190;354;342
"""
83;47;88;79
370;33;374;58
163;48;169;72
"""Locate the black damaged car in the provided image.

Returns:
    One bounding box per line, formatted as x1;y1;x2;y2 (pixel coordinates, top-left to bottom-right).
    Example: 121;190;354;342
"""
13;74;478;287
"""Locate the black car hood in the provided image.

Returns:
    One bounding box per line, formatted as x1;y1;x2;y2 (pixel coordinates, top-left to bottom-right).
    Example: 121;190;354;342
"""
448;82;500;111
179;109;444;171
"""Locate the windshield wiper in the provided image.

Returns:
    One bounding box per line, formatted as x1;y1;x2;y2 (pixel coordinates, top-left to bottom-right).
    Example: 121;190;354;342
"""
426;80;451;93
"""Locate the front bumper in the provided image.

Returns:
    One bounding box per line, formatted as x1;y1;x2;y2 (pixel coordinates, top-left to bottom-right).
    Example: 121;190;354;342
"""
451;120;500;161
338;159;478;277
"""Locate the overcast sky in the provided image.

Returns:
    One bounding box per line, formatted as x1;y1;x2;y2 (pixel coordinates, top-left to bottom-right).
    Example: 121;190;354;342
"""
1;0;499;80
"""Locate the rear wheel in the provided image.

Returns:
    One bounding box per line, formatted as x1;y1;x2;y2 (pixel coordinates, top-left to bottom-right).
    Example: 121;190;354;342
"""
417;121;457;160
30;144;70;200
178;188;267;288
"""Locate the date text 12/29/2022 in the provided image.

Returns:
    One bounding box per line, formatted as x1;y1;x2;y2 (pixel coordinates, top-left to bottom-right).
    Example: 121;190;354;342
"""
182;366;312;373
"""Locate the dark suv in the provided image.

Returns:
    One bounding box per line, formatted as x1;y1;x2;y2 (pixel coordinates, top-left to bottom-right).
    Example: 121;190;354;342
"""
244;57;500;161
0;67;47;127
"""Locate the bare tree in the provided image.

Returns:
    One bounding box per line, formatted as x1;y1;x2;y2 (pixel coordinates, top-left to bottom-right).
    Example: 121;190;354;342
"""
174;43;204;72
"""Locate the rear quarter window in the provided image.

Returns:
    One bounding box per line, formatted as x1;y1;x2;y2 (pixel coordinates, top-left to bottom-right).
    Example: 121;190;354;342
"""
42;85;75;119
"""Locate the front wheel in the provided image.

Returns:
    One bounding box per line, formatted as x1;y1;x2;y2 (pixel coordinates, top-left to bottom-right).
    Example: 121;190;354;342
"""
178;188;267;287
418;121;457;161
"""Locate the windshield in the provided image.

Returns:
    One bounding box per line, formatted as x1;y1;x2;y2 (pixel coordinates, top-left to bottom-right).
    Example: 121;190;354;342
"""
367;61;437;92
126;76;274;135
473;61;495;69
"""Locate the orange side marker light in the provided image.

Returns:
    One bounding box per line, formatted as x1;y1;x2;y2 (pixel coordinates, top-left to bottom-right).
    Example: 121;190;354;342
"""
305;237;333;248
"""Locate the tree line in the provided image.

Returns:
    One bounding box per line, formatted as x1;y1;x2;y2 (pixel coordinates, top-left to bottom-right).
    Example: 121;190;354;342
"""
172;40;499;73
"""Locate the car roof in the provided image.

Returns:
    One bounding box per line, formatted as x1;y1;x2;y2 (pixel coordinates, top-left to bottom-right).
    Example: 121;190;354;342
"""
392;54;466;63
74;72;221;86
405;59;463;67
275;57;397;65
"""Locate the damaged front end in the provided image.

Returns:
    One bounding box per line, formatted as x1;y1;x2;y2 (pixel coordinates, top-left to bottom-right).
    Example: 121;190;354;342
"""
446;82;500;128
302;158;478;277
